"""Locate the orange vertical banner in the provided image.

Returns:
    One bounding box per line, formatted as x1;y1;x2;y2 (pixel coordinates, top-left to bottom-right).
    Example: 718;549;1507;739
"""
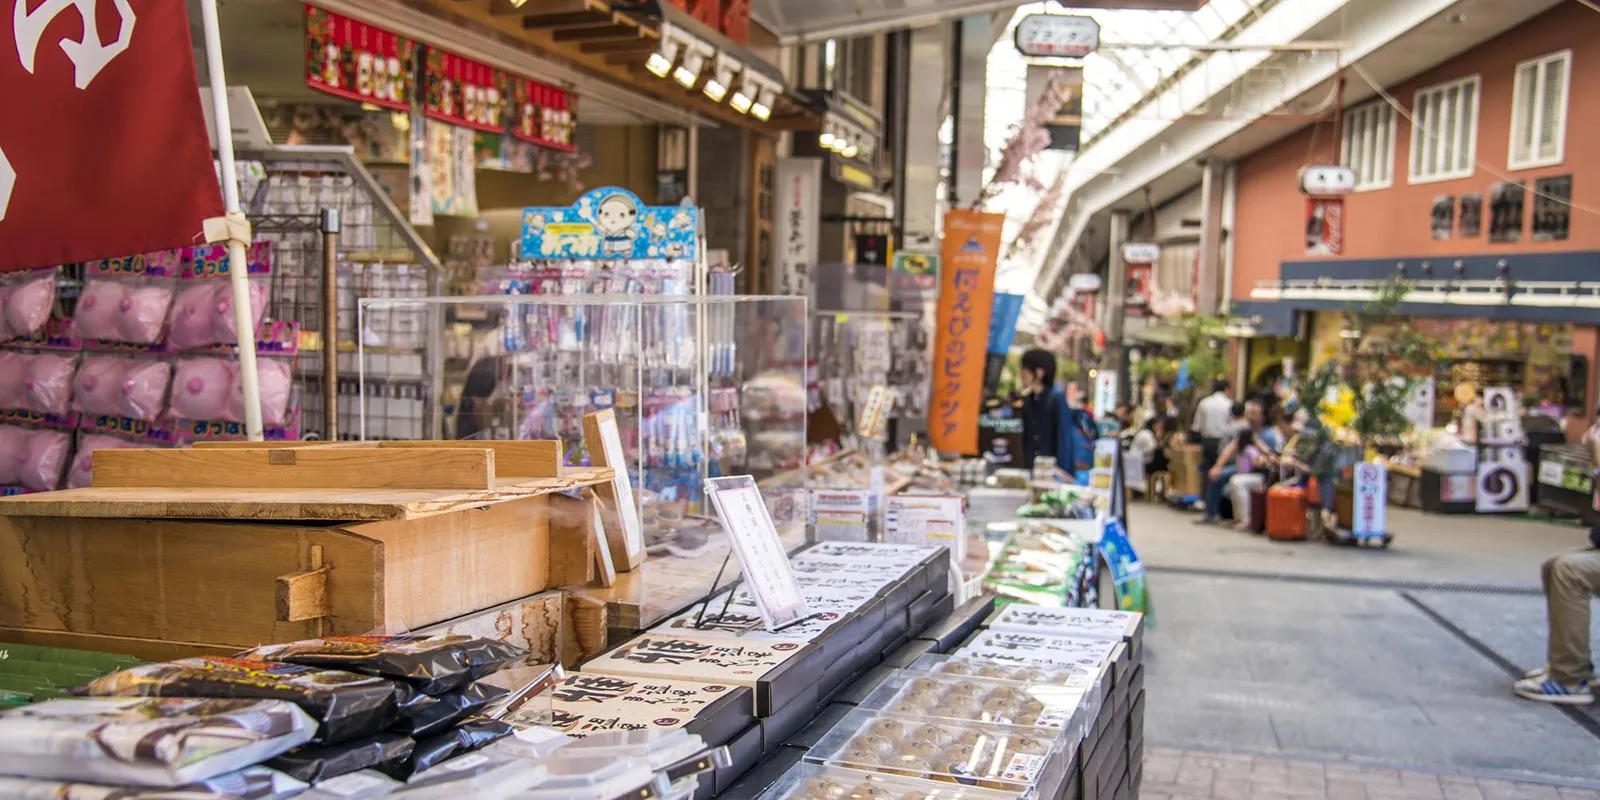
930;210;1004;455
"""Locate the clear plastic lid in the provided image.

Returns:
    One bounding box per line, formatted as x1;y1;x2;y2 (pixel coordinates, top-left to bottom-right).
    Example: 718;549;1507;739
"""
391;753;548;799
903;653;1106;692
555;729;717;774
857;672;1096;742
508;753;664;800
804;709;1069;798
758;761;1024;799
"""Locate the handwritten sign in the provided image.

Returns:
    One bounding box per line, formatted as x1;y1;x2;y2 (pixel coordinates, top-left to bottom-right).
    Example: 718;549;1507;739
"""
705;476;810;631
772;159;821;296
930;210;1003;454
856;385;894;440
423;48;509;133
583;409;645;571
522;187;698;261
304;5;416;112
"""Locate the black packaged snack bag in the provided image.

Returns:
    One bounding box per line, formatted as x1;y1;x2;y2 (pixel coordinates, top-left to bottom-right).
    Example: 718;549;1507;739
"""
393;680;510;738
240;636;527;695
378;719;514;780
267;732;415;783
75;657;403;745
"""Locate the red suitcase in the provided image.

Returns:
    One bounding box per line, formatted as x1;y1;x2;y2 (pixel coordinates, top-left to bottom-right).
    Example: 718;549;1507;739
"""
1266;483;1309;541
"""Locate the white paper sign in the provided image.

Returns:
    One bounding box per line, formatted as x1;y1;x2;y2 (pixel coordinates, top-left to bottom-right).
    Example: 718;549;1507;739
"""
1351;462;1386;536
882;495;966;561
812;489;871;542
705;476;809;630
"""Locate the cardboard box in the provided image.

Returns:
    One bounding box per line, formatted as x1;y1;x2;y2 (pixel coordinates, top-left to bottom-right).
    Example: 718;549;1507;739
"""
907;589;954;636
915;594;995;652
957;629;1121;670
986;605;1144;649
759;683;820;754
1168;443;1203;498
539;673;754;747
582;632;823;716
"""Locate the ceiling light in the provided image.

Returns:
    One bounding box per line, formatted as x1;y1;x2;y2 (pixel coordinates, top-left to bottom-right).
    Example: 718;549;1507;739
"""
729;90;753;113
730;72;757;114
751;84;776;121
673;42;711;89
820;130;836;148
842;142;859;159
704;53;739;103
646;26;683;79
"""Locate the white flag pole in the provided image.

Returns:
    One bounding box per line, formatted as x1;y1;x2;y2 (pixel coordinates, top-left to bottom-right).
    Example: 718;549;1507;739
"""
196;0;264;441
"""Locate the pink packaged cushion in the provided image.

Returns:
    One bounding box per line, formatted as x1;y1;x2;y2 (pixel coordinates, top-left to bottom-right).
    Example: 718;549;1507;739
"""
166;283;221;350
118;285;174;344
74;280;130;342
68;434;139;489
122;360;172;422
170;358;234;422
23;353;75;415
229;358;293;427
0;351;24;410
73;356;129;417
0;425;26;485
5;277;54;339
18;429;70;492
213;281;270;343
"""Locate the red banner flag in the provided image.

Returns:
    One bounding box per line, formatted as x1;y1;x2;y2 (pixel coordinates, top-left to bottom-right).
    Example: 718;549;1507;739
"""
1;0;224;272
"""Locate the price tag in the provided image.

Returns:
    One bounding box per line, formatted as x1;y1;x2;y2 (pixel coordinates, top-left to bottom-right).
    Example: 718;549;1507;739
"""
705;476;810;631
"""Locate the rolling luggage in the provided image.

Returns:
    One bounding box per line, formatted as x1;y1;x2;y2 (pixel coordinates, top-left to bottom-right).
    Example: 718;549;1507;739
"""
1248;486;1268;534
1266;483;1309;541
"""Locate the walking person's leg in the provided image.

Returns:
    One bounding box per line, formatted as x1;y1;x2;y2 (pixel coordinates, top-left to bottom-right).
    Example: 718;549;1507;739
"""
1515;549;1600;705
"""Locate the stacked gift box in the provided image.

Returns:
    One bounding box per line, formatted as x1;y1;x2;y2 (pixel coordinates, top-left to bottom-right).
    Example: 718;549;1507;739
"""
569;541;956;798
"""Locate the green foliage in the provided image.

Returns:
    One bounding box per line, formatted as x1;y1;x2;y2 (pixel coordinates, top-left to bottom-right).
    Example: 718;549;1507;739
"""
1331;278;1439;447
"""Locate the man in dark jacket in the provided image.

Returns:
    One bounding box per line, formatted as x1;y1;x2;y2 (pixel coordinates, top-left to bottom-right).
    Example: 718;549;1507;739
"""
1017;349;1095;476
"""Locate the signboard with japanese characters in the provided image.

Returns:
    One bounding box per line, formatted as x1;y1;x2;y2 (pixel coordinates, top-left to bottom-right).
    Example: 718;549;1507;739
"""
1352;462;1387;537
521;187;698;261
931;210;1004;455
536;674;746;738
958;629;1119;670
988;606;1142;642
812;489;871;542
304;5;416;113
1014;14;1101;58
772;158;822;296
705;476;810;631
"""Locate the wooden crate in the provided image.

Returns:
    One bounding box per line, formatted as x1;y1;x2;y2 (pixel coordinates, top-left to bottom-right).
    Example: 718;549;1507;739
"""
0;442;609;660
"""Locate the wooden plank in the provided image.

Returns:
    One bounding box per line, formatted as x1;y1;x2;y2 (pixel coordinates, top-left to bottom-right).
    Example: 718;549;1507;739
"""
0;468;615;522
275;545;330;622
582;38;660;54
492;0;604;16
378;440;563;478
587;492;617;588
522;11;616;28
92;448;495;491
190;441;379;450
552;24;644;43
546;493;595;588
0;627;236;662
582;410;644;572
0;517;381;647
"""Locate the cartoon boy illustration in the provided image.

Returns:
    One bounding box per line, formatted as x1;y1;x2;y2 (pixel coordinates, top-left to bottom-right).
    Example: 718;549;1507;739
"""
594;194;639;257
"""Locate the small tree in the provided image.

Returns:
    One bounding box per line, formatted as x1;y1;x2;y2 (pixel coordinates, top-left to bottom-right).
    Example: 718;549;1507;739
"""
1167;313;1230;428
1302;279;1438;452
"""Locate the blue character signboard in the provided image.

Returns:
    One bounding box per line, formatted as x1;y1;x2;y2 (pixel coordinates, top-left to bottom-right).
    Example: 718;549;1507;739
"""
520;187;699;261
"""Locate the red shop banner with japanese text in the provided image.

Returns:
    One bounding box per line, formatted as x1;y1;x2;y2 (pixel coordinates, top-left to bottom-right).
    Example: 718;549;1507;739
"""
425;48;509;134
514;78;578;152
1;0;223;271
1306;197;1344;255
931;210;1004;455
304;4;416;113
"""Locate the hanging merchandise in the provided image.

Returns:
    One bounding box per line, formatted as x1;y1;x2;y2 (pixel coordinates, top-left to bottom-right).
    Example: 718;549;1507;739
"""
304;5;417;113
424;48;509;134
513;78;578;152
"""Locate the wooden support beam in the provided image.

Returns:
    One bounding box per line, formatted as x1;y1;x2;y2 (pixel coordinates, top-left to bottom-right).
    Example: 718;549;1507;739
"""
553;24;645;43
92;447;496;491
377;440;564;478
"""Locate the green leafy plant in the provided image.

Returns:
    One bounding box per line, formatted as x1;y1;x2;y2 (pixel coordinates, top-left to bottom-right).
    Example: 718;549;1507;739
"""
1318;278;1439;450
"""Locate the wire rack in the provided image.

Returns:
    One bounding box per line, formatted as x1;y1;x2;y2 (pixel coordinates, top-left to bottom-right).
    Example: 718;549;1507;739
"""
233;146;443;441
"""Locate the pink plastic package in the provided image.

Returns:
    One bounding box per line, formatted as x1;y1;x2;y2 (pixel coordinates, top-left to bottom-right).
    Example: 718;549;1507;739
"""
170;358;236;422
73;356;129;417
68;433;141;489
22;353;76;416
122;360;173;422
18;428;70;492
166;283;221;350
0;425;26;485
118;285;175;344
0;351;24;410
74;280;130;342
229;358;294;427
213;281;270;344
5;277;56;340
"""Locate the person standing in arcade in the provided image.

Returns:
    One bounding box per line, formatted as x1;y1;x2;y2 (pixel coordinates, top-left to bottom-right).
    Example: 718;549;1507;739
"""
1018;349;1096;478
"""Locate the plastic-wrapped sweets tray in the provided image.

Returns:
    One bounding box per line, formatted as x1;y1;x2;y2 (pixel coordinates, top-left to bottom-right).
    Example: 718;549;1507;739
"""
388;752;548;799
508;752;666;800
757;762;1021;799
857;672;1096;742
804;709;1070;798
0;766;306;799
903;653;1106;694
0;697;315;787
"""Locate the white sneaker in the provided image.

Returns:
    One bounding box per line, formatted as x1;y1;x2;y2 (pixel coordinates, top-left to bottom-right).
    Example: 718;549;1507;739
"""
1513;676;1595;706
1524;666;1547;680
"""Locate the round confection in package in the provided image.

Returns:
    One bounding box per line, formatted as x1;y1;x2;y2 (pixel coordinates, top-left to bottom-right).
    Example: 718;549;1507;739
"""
228;358;293;427
74;280;132;342
76;657;407;745
0;698;315;788
68;434;140;490
74;356;130;417
22;353;75;415
167;283;222;350
119;285;176;344
0;767;308;799
18;429;70;492
0;425;27;485
122;360;174;422
0;350;25;409
171;358;235;422
213;280;270;343
5;277;56;339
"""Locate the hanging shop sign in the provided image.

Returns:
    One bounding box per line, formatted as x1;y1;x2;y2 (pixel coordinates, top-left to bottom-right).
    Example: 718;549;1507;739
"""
1026;65;1084;153
423;48;509;134
892;252;940;292
1014;14;1101;58
1298;165;1356;197
513;78;578;152
521;187;698;261
3;0;224;271
772;159;822;297
1122;242;1158;317
931;210;1004;455
304;5;417;113
1305;198;1344;255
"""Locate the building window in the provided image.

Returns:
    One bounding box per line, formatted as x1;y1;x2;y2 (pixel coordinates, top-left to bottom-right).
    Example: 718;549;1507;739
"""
1409;76;1479;183
1341;102;1395;190
1509;50;1570;170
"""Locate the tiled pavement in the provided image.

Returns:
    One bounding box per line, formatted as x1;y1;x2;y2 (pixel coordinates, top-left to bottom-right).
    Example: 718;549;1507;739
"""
1141;748;1600;800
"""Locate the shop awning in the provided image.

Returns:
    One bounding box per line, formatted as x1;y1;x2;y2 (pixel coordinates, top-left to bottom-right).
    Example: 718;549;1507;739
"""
752;0;1213;44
